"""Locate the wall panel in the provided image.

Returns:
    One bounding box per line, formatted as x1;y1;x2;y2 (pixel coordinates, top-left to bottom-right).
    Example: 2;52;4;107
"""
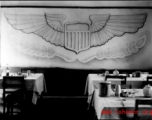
1;7;152;69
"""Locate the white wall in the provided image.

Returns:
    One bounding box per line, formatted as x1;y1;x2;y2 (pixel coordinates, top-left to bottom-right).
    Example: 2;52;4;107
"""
1;1;152;69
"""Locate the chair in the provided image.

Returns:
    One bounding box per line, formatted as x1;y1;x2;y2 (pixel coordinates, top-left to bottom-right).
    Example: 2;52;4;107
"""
105;75;127;84
87;91;98;120
105;75;127;88
106;75;132;90
134;98;152;120
121;84;132;89
146;76;152;85
3;76;26;116
21;68;36;74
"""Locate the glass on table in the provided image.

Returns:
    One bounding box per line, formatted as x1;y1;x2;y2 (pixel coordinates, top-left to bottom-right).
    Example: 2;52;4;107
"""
129;74;133;77
27;70;31;76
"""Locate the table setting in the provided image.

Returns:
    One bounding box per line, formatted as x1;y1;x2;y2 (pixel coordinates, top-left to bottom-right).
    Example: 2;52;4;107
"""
0;70;47;105
85;73;152;96
90;82;152;119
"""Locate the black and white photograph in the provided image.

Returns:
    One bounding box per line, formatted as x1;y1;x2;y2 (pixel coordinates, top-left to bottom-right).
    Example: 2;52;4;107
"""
0;1;152;120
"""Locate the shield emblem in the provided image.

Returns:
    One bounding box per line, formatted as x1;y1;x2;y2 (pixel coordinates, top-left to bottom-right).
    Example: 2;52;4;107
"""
65;22;90;53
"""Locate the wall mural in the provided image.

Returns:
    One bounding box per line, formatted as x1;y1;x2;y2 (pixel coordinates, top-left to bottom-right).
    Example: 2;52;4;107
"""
1;8;152;69
4;12;147;62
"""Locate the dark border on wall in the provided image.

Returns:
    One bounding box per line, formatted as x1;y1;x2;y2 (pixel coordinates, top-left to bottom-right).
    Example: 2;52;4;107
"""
1;6;152;9
1;0;152;9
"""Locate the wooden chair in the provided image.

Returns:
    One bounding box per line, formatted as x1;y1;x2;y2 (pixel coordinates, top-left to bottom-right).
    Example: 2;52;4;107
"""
3;76;26;116
21;68;36;74
146;76;152;85
87;91;98;120
105;75;127;84
105;75;132;90
121;84;132;89
134;98;152;120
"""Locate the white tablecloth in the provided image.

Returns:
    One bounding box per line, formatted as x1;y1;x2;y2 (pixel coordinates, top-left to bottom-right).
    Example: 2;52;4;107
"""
85;74;149;96
0;73;47;104
92;89;152;119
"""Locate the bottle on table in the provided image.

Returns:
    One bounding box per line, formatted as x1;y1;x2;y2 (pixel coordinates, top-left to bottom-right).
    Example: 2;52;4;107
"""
6;64;9;76
105;70;109;76
113;69;119;75
115;85;121;97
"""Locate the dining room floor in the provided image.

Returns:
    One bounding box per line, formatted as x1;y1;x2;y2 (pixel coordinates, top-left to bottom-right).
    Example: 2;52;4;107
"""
0;101;38;120
36;96;94;120
0;96;96;120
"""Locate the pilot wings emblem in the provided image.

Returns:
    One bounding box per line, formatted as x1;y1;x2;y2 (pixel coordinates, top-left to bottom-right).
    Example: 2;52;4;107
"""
5;12;147;53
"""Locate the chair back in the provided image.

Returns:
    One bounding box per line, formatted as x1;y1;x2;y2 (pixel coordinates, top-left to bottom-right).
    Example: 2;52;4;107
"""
105;75;127;84
2;76;25;116
3;76;25;93
121;84;132;89
134;98;152;119
147;76;152;85
21;68;36;74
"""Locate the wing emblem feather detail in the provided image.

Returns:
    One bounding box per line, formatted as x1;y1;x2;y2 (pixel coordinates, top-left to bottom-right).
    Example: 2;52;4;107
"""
5;12;147;53
89;13;147;47
5;13;65;47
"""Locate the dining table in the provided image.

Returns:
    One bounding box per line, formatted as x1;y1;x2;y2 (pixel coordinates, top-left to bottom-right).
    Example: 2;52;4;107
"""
85;74;152;97
90;88;152;119
0;72;47;105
